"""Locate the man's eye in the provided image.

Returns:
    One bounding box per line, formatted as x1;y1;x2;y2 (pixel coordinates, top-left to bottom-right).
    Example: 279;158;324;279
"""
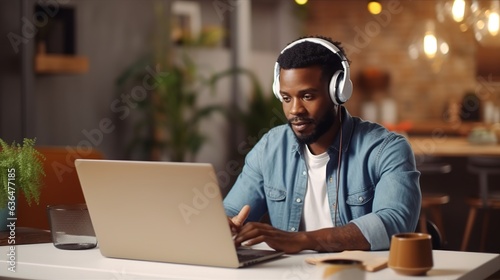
303;94;313;100
282;96;291;102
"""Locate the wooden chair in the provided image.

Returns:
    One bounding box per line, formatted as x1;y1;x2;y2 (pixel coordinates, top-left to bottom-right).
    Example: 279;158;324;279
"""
417;157;452;246
419;192;450;243
461;156;500;252
417;220;444;249
15;146;104;230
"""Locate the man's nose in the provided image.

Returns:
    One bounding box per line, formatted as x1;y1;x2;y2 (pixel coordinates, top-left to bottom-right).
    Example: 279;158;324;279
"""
289;98;306;115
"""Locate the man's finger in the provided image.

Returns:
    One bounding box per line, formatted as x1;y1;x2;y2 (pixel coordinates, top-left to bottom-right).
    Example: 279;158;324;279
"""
232;205;250;227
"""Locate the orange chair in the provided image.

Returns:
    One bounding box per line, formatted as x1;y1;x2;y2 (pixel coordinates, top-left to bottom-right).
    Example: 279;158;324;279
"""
16;146;104;230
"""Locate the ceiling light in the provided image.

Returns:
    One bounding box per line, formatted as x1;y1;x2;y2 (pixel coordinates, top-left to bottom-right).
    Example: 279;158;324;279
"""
368;0;382;15
423;32;438;59
488;9;499;36
451;0;466;22
436;0;481;32
408;20;450;73
474;0;500;46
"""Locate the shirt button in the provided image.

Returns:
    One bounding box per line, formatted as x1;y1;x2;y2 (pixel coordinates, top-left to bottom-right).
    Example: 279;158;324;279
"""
296;198;302;203
290;227;296;231
302;171;306;176
358;196;364;202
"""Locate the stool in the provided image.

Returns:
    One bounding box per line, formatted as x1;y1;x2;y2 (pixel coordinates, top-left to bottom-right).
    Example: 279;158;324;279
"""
417;157;452;247
460;156;500;252
419;193;450;246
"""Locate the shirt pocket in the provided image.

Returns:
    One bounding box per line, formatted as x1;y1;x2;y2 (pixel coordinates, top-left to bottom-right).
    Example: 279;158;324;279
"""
346;188;375;218
264;185;287;201
264;185;287;229
346;188;374;206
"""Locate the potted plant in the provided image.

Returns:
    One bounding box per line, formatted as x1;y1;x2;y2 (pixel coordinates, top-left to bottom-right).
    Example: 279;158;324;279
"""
207;67;285;151
204;67;285;192
116;51;226;161
115;2;225;161
0;138;46;230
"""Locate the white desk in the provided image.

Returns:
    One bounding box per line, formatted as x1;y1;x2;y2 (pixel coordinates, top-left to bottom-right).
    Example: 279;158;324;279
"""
0;243;499;280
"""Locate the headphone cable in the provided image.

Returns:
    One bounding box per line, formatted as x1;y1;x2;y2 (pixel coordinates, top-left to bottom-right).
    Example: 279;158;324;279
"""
334;106;343;227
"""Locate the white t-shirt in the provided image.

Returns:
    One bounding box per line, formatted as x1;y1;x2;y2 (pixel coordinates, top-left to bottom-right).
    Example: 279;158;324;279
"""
301;145;334;231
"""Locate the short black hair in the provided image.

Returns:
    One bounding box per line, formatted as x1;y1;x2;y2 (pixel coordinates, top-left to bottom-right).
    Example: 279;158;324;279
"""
276;35;350;83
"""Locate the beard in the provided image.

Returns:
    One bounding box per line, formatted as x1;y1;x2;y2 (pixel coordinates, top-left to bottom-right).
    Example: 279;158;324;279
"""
288;109;336;145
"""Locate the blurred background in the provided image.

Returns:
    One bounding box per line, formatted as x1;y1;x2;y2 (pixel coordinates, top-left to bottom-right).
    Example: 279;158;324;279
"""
1;0;500;253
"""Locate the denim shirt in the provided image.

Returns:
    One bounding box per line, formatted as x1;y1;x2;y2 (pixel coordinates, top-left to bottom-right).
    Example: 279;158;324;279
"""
223;107;421;250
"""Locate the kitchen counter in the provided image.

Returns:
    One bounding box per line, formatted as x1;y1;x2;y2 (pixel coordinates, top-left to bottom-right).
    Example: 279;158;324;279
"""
408;136;500;157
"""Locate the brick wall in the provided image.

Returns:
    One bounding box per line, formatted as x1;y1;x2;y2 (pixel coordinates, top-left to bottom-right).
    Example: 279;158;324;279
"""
306;1;500;253
305;0;479;122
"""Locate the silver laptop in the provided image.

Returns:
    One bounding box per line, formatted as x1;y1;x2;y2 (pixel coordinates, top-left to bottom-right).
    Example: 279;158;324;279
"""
75;159;284;268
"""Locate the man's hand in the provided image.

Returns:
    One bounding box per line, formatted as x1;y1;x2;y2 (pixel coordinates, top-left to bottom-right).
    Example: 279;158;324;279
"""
228;205;250;235
233;222;370;254
233;222;306;254
229;208;371;254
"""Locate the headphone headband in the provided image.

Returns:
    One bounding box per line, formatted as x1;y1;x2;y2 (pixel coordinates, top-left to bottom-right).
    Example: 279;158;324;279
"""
272;37;353;105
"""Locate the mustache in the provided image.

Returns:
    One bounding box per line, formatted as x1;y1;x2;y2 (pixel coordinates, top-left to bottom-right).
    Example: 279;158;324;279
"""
288;117;314;124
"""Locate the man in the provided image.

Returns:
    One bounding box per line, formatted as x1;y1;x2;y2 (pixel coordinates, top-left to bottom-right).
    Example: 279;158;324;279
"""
223;36;421;254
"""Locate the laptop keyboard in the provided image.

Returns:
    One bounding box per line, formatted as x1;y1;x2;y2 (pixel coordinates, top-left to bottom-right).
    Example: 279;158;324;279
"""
236;248;281;263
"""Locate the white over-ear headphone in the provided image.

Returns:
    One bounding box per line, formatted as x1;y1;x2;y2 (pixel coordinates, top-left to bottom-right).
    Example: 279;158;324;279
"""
272;37;353;105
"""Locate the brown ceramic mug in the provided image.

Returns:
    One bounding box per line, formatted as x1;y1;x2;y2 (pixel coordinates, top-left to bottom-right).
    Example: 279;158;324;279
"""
388;232;433;276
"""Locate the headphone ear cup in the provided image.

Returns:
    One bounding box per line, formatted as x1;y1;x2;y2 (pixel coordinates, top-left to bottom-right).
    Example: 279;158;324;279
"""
273;76;282;101
273;62;283;102
329;70;343;105
339;78;353;104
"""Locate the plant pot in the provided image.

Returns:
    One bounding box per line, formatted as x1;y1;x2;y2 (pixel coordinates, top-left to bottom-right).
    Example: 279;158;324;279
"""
0;195;17;232
0;207;9;231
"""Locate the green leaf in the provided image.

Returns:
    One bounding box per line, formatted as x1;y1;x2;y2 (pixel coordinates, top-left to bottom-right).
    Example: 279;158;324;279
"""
0;138;46;207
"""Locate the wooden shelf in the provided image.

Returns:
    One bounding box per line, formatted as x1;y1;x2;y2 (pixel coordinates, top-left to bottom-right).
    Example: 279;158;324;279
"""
34;54;89;74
